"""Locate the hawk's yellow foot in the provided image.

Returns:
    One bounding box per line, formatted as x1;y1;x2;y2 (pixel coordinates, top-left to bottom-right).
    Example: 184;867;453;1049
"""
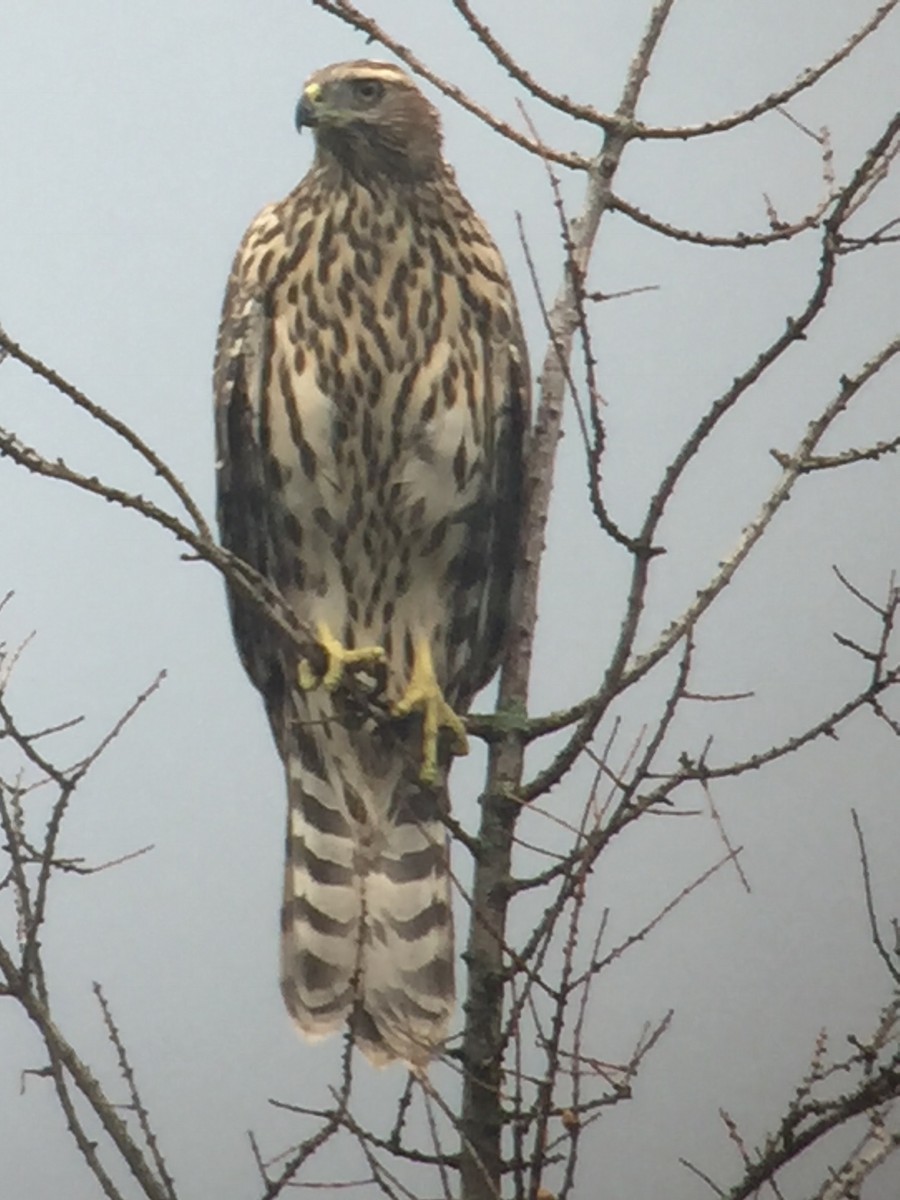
393;637;468;783
298;621;386;692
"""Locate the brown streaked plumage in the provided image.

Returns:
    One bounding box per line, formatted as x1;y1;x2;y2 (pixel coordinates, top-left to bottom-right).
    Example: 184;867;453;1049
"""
214;59;528;1066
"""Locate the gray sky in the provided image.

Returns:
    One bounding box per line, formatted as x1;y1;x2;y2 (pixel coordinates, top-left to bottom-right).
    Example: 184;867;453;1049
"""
1;2;899;1197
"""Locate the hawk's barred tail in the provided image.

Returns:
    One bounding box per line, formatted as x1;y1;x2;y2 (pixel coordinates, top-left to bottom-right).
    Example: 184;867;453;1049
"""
280;720;362;1041
356;780;454;1066
280;698;454;1065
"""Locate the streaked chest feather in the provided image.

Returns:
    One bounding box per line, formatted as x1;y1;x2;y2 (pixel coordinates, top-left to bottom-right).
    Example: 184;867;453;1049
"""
239;182;509;539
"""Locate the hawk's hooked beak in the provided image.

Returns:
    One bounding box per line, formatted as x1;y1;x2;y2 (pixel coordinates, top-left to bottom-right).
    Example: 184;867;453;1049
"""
295;82;322;131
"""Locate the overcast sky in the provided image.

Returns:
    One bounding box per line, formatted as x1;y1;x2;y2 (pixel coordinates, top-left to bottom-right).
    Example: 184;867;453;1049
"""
1;2;899;1197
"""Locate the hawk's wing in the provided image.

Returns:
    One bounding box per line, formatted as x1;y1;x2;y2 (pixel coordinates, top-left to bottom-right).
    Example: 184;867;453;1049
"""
473;312;529;698
213;207;290;743
444;296;530;712
214;209;373;1053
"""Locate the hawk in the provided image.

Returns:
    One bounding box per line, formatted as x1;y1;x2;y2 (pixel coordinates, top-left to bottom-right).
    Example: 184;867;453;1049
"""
214;59;528;1066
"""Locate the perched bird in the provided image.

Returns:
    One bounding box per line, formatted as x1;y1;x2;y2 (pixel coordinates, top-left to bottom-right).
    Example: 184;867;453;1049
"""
214;59;528;1066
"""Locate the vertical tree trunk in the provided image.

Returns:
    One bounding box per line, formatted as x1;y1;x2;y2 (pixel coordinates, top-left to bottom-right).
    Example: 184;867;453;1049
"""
456;10;674;1192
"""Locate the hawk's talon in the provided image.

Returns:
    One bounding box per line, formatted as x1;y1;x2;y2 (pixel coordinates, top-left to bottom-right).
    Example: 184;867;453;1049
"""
393;638;468;783
298;621;386;693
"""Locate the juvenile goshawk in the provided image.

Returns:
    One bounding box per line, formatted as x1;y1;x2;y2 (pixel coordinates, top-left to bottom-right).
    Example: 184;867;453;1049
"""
214;59;528;1066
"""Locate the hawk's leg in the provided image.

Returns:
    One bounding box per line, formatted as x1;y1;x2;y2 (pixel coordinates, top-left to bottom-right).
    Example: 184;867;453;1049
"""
298;621;387;692
393;637;468;784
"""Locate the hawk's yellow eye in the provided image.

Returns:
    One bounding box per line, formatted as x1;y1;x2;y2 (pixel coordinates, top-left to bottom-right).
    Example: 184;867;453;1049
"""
353;78;384;105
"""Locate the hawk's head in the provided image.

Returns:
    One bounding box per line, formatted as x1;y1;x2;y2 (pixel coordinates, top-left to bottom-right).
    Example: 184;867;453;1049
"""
296;60;444;183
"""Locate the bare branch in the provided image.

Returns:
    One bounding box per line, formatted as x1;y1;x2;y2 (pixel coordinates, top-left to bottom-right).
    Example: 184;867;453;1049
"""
0;327;211;539
852;809;900;986
94;984;178;1200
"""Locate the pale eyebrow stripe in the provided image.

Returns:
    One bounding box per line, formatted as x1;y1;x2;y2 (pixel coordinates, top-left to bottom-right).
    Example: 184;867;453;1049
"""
326;63;411;87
